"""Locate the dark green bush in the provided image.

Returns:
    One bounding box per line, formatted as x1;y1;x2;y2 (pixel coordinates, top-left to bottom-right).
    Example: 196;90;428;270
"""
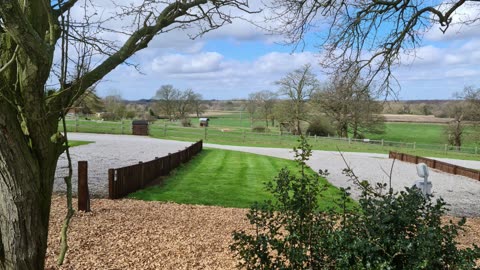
252;126;267;133
307;117;335;137
180;118;192;127
231;137;480;270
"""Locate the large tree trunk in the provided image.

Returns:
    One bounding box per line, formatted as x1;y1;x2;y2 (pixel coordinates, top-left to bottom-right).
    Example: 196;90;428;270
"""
0;92;59;270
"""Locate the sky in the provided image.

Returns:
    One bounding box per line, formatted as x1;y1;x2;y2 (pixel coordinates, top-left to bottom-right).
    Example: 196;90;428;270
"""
71;1;480;101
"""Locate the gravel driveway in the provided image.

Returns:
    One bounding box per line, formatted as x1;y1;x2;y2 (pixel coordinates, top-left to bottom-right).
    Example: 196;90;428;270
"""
56;133;480;216
55;133;192;197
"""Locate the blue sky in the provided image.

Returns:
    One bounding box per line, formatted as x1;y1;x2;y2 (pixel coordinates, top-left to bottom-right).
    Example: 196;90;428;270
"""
75;1;480;101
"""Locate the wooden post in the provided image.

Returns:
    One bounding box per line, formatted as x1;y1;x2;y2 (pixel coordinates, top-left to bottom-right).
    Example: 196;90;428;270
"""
243;130;246;143
204;127;208;141
75;116;79;132
445;144;448;155
139;161;144;188
413;142;416;150
164;123;167;136
78;161;90;212
121;119;125;134
108;169;115;199
381;139;384;147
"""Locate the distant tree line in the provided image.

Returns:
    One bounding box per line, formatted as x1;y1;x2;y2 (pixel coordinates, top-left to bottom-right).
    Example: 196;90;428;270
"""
152;85;206;126
245;64;385;139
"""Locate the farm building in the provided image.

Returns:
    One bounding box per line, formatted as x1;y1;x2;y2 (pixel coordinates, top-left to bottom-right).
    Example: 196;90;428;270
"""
199;117;209;127
132;120;149;136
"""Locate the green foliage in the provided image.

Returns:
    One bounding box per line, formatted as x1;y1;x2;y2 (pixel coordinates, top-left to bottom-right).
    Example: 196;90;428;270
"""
231;137;480;269
307;117;335;136
181;118;192;127
252;126;268;133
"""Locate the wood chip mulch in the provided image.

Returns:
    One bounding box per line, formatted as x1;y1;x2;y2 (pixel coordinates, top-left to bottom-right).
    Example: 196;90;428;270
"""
45;196;480;269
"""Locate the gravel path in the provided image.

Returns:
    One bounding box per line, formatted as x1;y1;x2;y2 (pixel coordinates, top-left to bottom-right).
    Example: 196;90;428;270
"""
57;133;480;216
55;133;192;197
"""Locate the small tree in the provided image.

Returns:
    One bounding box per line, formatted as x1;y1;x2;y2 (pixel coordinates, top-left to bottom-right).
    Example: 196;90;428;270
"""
276;64;320;135
251;90;277;127
444;86;480;149
153;85;180;120
314;72;384;138
103;94;126;120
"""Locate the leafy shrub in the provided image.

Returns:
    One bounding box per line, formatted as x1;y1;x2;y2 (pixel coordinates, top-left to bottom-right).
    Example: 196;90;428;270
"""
181;118;192;127
101;112;119;121
307;117;335;137
252;126;267;133
231;137;480;270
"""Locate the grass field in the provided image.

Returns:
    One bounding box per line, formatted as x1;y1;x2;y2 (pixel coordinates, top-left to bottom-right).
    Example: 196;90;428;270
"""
366;122;479;147
63;116;480;160
129;149;349;210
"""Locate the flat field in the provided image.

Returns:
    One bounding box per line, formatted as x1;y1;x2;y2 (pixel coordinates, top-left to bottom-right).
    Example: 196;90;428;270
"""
63;114;480;160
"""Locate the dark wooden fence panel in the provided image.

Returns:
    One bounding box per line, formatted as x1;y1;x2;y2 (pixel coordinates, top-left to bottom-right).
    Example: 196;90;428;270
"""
109;140;203;199
389;151;480;182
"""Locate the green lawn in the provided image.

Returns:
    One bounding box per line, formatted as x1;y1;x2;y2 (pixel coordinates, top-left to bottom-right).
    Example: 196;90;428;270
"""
69;140;92;147
366;122;479;147
63;118;480;160
129;148;348;210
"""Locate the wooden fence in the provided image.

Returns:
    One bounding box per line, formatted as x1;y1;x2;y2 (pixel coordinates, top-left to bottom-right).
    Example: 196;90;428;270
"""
108;140;203;199
389;151;480;181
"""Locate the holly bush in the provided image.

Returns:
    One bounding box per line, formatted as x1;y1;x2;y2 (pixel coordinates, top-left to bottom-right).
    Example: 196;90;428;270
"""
231;137;480;269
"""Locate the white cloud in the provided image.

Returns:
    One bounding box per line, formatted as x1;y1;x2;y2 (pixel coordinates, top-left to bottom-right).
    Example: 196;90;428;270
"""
151;52;224;74
425;2;480;41
96;51;323;99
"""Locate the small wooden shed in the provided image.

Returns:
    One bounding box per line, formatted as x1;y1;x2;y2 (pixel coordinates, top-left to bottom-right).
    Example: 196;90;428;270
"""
199;117;209;127
132;120;149;136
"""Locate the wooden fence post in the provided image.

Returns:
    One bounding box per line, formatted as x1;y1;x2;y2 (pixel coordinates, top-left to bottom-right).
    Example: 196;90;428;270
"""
78;161;90;212
164;123;167;136
108;169;115;199
139;161;144;188
75;116;79;132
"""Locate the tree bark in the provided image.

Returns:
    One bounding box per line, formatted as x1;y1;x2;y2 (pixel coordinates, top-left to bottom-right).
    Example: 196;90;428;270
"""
0;100;58;270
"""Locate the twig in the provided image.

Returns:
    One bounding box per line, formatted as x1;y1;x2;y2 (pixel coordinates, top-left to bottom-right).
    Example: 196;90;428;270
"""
57;113;75;265
0;46;18;73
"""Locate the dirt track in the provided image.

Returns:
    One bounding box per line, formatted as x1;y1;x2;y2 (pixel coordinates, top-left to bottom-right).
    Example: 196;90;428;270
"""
46;196;480;269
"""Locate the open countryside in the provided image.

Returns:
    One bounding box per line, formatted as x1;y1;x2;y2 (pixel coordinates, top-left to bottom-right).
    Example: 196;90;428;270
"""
2;1;480;269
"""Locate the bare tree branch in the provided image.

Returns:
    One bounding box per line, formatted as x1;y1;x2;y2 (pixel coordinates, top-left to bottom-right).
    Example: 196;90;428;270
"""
265;0;480;97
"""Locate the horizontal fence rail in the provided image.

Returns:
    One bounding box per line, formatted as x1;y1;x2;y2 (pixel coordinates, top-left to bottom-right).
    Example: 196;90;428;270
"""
389;151;480;181
108;140;203;199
